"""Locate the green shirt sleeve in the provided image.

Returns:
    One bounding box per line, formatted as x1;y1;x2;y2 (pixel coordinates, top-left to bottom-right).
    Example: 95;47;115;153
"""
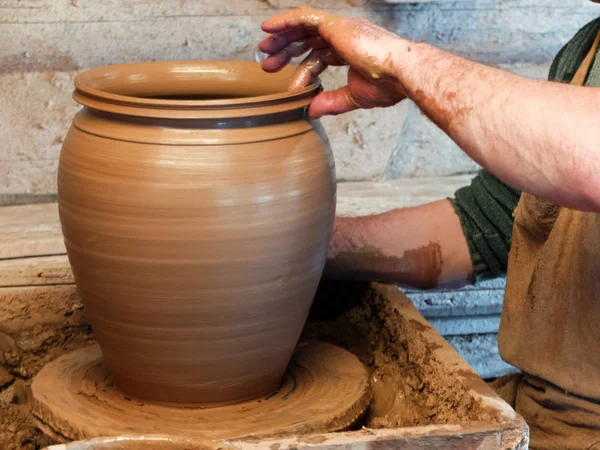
449;16;600;281
446;16;600;282
448;171;521;281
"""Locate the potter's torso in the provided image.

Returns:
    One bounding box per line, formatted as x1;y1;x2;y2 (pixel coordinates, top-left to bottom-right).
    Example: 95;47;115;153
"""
499;195;600;399
498;20;600;399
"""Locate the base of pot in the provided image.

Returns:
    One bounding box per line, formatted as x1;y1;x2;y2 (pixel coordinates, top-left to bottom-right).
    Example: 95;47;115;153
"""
30;340;371;443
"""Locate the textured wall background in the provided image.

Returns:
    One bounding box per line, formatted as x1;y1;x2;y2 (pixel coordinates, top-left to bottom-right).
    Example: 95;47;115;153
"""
1;0;598;197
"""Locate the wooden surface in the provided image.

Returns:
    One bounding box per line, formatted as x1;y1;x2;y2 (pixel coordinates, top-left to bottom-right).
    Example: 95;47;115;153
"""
0;255;72;287
336;175;472;217
0;172;467;288
0;173;470;253
0;202;72;335
0;203;65;259
0;174;467;334
0;176;468;261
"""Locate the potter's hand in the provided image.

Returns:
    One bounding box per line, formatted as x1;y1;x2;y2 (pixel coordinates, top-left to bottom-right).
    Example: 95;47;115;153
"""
259;7;407;119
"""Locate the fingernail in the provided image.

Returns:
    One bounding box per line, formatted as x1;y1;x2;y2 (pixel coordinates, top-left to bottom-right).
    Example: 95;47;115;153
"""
289;78;307;91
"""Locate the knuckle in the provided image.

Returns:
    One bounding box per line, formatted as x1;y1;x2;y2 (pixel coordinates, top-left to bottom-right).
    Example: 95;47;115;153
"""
342;89;359;109
298;5;314;17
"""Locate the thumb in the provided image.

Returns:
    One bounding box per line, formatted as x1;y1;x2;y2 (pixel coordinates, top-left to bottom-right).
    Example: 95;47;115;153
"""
307;86;359;119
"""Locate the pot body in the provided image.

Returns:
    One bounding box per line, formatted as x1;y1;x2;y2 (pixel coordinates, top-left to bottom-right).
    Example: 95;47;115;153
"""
58;62;336;406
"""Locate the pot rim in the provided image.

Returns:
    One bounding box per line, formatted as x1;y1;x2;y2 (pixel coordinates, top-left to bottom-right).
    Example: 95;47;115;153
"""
74;60;320;115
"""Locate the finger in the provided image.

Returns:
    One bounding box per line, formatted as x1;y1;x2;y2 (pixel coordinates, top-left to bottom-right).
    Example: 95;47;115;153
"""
287;40;311;58
258;28;307;54
262;52;292;73
261;7;331;34
319;49;345;66
306;36;330;50
307;86;359;119
261;41;310;72
289;50;329;91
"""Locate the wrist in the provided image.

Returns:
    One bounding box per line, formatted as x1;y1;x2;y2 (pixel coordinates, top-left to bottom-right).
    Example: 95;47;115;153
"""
385;37;418;97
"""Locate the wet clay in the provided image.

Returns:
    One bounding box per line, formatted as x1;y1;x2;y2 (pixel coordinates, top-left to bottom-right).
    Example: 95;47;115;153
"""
494;39;600;448
1;281;506;448
304;281;498;428
0;290;93;450
501;193;600;400
326;242;442;289
58;61;336;406
30;341;371;442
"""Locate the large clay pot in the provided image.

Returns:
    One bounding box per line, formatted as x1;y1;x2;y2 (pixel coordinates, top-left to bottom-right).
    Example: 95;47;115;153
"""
58;61;336;406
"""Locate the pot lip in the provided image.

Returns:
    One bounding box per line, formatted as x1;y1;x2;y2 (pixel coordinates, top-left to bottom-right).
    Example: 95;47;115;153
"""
74;60;321;111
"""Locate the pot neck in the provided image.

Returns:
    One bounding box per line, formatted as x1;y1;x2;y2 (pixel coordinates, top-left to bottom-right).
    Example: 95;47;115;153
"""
72;61;320;120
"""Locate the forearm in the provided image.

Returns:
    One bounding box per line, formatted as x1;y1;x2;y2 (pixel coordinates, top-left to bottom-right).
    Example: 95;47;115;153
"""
325;200;473;289
391;41;600;212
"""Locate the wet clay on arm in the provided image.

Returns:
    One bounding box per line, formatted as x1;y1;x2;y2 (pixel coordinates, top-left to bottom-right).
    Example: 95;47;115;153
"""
394;27;600;212
325;200;473;289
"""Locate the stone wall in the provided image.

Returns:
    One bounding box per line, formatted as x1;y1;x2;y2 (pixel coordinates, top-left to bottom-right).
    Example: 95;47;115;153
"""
1;0;598;196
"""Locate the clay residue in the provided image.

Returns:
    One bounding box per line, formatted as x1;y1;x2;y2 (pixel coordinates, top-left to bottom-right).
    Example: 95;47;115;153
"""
500;194;600;402
0;294;94;449
411;87;472;136
304;280;498;428
326;241;443;289
0;392;54;450
2;278;497;448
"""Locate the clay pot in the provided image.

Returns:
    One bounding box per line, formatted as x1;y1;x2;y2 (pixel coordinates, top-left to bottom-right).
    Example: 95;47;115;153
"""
58;61;336;406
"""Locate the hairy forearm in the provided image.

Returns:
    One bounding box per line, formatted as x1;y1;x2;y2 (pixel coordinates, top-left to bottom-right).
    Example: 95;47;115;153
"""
392;41;600;212
325;200;473;289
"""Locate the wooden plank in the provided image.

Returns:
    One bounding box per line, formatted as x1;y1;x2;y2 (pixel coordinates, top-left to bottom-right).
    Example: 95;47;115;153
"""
336;175;474;217
0;254;72;287
0;203;65;259
0;284;79;334
0;174;471;258
248;429;520;449
0;193;58;207
0;175;472;260
0;176;468;286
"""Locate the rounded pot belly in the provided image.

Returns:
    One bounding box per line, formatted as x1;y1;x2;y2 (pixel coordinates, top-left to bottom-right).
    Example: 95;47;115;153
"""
57;61;336;406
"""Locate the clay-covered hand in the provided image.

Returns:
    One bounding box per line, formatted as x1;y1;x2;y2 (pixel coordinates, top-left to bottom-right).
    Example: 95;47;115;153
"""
259;6;407;119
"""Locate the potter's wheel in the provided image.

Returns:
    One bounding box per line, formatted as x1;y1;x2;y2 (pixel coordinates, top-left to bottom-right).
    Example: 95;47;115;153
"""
31;340;371;442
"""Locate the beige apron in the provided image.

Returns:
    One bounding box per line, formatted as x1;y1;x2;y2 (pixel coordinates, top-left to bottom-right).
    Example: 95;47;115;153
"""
491;30;600;450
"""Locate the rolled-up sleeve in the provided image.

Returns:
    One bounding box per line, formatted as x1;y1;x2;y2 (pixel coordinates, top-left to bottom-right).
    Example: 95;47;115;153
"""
448;171;521;281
